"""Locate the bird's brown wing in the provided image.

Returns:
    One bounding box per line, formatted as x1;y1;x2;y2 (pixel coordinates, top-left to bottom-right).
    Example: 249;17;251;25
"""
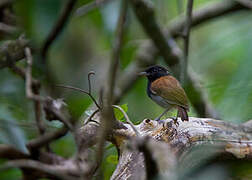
151;75;189;110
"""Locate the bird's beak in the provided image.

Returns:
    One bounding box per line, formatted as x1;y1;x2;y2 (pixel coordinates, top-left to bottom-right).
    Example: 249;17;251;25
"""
138;72;148;76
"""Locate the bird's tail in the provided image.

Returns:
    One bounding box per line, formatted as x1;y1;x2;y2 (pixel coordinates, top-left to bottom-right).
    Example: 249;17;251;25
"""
178;106;189;121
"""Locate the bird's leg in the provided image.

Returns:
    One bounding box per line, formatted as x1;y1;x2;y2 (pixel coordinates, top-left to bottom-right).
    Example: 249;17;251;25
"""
154;108;170;122
172;111;179;126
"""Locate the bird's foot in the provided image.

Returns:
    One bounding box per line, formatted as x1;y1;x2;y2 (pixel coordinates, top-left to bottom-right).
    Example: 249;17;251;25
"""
154;117;164;124
170;117;179;126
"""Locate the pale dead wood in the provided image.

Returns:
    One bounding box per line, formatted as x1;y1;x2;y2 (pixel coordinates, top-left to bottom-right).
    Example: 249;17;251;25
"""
110;117;252;179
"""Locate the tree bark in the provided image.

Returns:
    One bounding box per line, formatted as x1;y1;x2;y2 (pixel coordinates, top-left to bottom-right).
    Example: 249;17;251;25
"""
110;117;252;179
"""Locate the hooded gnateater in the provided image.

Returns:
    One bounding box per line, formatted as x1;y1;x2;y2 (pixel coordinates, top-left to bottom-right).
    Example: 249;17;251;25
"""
139;65;189;124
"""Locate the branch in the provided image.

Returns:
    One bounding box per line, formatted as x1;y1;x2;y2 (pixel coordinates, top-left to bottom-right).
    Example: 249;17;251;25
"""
41;0;77;61
0;35;29;69
129;0;181;67
0;0;13;8
236;0;252;8
0;144;29;159
181;0;194;83
167;0;250;38
74;0;114;17
56;71;100;109
1;159;79;180
27;127;68;150
112;105;139;136
0;22;19;35
111;117;252;179
95;0;128;169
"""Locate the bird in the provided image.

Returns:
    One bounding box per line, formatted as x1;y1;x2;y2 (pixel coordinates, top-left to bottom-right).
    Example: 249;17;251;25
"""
139;65;189;123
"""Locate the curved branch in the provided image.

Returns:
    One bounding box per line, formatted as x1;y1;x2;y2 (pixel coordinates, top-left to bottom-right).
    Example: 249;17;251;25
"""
41;0;77;61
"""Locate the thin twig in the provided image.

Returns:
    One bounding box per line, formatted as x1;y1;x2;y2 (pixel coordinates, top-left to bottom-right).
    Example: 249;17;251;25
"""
83;109;100;126
0;22;19;35
181;0;194;84
74;0;114;17
25;47;47;137
27;127;68;150
25;47;45;102
56;84;100;109
112;105;139;136
41;0;77;61
56;71;100;109
88;71;95;94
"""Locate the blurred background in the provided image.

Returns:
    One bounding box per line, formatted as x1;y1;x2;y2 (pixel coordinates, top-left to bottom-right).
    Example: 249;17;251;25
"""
0;0;252;179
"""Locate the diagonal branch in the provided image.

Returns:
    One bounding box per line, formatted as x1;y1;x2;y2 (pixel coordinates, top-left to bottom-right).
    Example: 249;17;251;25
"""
56;71;100;109
41;0;77;62
74;0;114;17
129;0;181;67
168;0;250;38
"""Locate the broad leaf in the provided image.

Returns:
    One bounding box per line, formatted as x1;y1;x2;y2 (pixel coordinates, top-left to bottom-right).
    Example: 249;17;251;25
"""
113;104;128;122
0;105;28;154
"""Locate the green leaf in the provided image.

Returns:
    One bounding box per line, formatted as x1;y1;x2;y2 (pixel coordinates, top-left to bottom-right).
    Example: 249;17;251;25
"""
105;143;115;150
106;155;118;165
0;105;28;154
113;104;128;122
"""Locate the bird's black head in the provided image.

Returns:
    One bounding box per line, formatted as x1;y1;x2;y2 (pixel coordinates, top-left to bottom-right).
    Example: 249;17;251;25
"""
139;65;170;82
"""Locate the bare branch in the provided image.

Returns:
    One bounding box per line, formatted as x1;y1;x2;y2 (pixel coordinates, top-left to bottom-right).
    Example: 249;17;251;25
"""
88;71;95;94
41;0;77;61
0;22;19;35
56;84;100;110
0;0;13;8
74;0;114;17
24;47;48;137
236;0;252;9
0;35;29;69
43;98;74;131
56;70;100;109
95;0;128;170
1;160;79;180
0;144;29;159
25;47;45;101
112;105;139;136
111;117;252;179
129;0;181;67
27;127;68;150
168;0;250;38
181;0;194;84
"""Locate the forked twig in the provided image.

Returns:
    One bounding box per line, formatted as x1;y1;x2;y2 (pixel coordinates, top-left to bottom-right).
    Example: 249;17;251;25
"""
56;71;100;109
83;109;100;126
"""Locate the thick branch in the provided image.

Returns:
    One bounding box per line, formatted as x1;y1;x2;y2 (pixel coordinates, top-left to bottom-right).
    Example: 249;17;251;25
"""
168;0;250;38
111;117;252;179
129;0;181;67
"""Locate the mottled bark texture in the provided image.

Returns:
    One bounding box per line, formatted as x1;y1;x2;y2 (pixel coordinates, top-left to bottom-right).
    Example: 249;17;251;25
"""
109;117;252;179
